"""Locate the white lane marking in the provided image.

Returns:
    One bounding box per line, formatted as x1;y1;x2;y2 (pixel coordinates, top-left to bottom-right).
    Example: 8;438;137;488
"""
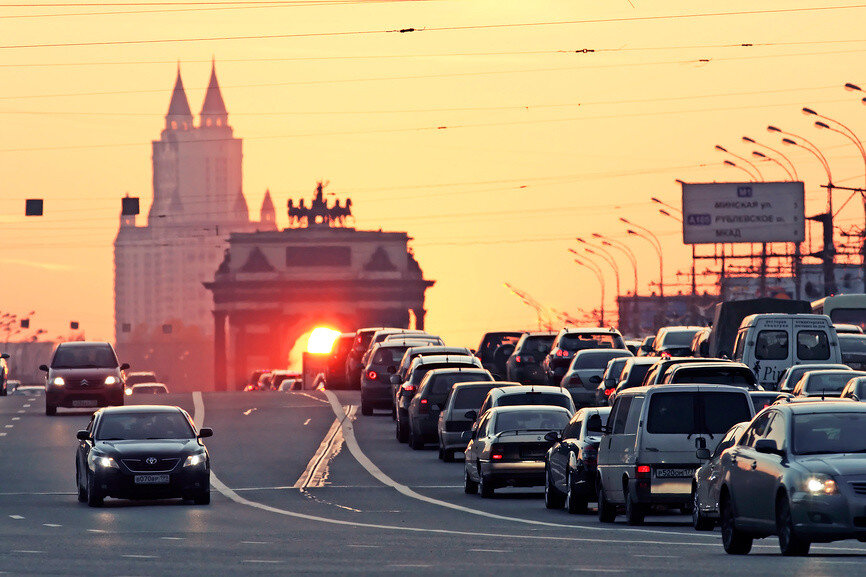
303;418;311;426
87;529;107;533
241;541;270;545
42;524;62;528
347;544;381;548
4;425;13;428
470;548;509;553
11;550;42;554
243;408;257;416
11;417;20;421
8;515;24;520
22;404;30;408
17;410;25;414
293;406;355;489
243;560;282;564
27;398;35;402
294;391;328;404
0;433;6;437
122;554;158;559
160;537;185;540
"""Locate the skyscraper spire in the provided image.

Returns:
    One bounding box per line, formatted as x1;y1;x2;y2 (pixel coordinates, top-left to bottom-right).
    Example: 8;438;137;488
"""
165;64;193;130
200;58;228;128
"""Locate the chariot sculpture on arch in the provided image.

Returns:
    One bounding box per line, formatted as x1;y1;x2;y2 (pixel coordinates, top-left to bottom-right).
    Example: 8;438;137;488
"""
287;181;353;228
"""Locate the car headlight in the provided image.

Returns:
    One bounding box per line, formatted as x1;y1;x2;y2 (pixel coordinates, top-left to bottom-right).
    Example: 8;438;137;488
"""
804;474;838;495
52;377;65;386
91;455;118;469
124;388;133;396
104;376;118;385
184;453;206;468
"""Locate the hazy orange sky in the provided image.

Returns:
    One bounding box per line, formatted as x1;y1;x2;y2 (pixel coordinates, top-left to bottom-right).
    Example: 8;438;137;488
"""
2;0;866;347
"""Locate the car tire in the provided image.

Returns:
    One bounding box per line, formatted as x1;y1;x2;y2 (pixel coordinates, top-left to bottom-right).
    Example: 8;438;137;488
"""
437;447;444;460
479;474;494;499
625;490;645;526
442;449;455;463
396;417;409;444
721;496;752;555
86;472;103;508
361;402;373;416
692;487;714;531
597;482;616;523
391;406;396;420
193;491;211;506
777;495;810;556
565;470;588;515
76;464;87;503
544;467;565;509
463;468;478;495
45;403;56;416
408;427;422;450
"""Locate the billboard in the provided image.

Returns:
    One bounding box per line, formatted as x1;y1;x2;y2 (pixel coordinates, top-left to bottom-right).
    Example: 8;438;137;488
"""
681;181;805;244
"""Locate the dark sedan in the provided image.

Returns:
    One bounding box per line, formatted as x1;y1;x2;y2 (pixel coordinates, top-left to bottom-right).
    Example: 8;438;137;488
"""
75;405;212;507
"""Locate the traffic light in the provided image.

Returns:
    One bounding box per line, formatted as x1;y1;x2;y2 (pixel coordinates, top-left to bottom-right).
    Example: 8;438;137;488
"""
25;199;43;216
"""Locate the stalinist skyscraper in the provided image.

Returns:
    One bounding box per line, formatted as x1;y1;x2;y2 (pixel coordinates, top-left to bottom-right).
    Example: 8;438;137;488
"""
114;63;276;388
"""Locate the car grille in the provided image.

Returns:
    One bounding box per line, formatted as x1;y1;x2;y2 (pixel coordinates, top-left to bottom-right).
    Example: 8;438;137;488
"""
518;442;550;459
850;482;866;495
444;420;472;433
121;458;180;473
67;377;105;390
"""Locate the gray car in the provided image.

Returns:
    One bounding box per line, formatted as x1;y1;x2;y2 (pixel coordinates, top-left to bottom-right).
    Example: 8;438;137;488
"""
716;400;866;555
437;381;515;462
791;369;866;397
692;421;749;530
560;349;633;408
776;363;851;393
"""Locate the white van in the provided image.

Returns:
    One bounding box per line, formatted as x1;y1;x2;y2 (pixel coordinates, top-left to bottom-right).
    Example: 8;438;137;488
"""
596;384;754;525
732;313;842;389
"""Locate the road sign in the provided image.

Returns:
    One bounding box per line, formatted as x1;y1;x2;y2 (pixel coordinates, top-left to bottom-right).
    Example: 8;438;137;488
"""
681;182;805;244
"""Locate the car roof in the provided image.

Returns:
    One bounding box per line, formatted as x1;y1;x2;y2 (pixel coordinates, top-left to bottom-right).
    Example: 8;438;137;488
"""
56;341;112;348
411;354;478;367
131;383;167;388
560;327;621;335
487;405;572;415
573;349;631;356
372;340;430;350
490;384;570;396
96;405;182;414
451;380;510;390
618;383;753;397
406;346;471;355
669;362;752;371
575;406;612;416
423;367;489;377
776;399;865;413
623;357;658;366
803;370;866;378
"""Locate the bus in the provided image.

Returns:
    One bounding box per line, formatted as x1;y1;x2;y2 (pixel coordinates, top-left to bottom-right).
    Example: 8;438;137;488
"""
812;294;866;330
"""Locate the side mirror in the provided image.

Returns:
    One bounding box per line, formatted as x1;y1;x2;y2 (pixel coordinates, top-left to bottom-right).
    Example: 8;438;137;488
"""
76;430;91;441
39;364;49;372
696;448;711;460
544;431;560;443
755;438;782;456
198;427;214;438
0;353;8;360
461;431;473;442
390;375;400;385
463;410;477;421
120;363;130;371
589;375;602;384
387;366;397;374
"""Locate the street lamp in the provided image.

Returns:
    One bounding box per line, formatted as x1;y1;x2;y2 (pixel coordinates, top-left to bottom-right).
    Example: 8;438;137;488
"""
723;159;756;181
575;239;621;306
650;197;682;215
621;217;664;300
751;151;795;180
715;144;764;181
573;256;605;327
742;135;798;180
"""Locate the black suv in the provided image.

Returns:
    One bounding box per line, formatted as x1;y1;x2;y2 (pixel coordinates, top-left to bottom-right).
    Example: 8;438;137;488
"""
41;342;129;416
542;328;626;386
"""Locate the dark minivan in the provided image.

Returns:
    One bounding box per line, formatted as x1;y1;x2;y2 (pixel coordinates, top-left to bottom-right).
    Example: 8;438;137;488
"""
41;342;129;416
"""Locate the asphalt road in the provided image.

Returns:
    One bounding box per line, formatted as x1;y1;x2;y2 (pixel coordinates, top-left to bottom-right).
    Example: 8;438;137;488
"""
0;389;864;576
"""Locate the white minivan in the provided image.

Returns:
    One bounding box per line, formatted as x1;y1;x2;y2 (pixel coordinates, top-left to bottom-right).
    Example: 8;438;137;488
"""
596;384;754;525
732;313;842;389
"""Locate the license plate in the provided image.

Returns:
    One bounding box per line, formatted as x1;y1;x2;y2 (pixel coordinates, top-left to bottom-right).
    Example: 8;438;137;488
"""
134;474;170;484
655;468;694;478
71;400;97;407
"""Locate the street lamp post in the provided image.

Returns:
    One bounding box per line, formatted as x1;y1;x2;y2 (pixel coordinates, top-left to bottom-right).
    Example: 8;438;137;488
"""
575;239;621;302
593;233;640;335
573;257;605;327
723;159;758;181
716;145;765;181
742;135;799;180
620;218;664;299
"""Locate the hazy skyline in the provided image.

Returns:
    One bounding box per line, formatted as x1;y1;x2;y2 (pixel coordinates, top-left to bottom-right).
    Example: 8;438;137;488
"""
2;1;866;346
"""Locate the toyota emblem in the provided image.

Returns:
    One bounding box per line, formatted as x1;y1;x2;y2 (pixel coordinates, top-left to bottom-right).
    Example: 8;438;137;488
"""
145;457;158;465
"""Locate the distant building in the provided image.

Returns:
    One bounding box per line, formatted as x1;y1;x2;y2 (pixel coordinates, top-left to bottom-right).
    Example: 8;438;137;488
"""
114;63;276;389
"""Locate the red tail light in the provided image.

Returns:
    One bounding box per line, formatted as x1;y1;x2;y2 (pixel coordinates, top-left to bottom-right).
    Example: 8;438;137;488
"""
636;465;651;478
490;443;504;460
401;383;416;393
604;387;615;397
660;351;671;359
556;349;571;357
515;355;536;364
367;370;377;381
419;398;428;414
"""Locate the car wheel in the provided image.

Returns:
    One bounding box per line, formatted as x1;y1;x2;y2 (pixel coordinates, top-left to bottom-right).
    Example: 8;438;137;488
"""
45;404;57;416
391;406;396;420
396;417;409;444
442;449;455;463
479;474;494;499
408;427;422;450
463;467;478;495
565;470;588;515
597;481;616;523
86;472;103;508
720;495;752;555
437;447;444;460
625;490;645;526
692;487;714;531
76;463;87;503
193;490;211;506
360;402;373;416
777;495;810;556
544;467;565;509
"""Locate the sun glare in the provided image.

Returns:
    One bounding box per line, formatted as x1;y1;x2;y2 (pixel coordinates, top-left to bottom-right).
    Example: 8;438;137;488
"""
306;327;341;354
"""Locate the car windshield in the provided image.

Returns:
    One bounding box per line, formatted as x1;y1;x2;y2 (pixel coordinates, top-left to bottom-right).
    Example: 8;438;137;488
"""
671;368;754;387
429;373;490;396
804;372;859;394
840;336;866;354
132;385;167;394
560;333;621;351
410;363;473;385
623;363;653;387
453;386;497;410
572;351;630;370
126;373;157;386
829;308;866;330
372;347;410;365
646;391;752;435
660;330;700;347
497;392;572;410
96;411;194;440
793;412;866;454
494;410;569;434
520;336;555;356
52;345;117;369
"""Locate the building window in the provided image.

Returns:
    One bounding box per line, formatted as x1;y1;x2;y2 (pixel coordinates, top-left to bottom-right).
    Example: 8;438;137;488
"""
171;121;178;130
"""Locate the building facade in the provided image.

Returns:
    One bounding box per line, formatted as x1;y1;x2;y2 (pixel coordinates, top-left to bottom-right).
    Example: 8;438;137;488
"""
114;64;276;389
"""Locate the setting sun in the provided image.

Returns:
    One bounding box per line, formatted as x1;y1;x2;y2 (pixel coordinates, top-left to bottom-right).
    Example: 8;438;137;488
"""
305;327;342;354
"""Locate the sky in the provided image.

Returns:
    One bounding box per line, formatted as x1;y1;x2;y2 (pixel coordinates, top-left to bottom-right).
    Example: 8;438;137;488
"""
2;0;866;348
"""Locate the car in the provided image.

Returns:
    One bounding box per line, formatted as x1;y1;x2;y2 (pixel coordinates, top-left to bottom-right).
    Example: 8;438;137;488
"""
127;383;169;395
560;349;633;408
0;352;9;396
10;384;44;396
473;384;576;423
594;356;633;406
75;405;212;507
660;361;762;390
245;369;268;392
640;357;723;387
624;339;642;356
40;342;129;416
361;329;432;368
651;326;706;357
834;323;863;334
394;346;474;386
776;363;852;393
839;333;866;370
125;371;158;387
840;376;866;401
636;335;654;356
505;331;557;385
596;384;754;525
361;340;435;416
544;406;611;514
383;333;443;346
690;328;711;357
607;357;657;405
268;370;300;391
394;355;483;443
791;369;866;397
346;327;397;389
325;333;355;389
475;331;524;379
716;401;866;555
463;405;572;498
277;378;300;391
437;381;517;462
691;421;750;530
406;367;492;450
749;390;792;413
542;328;626;386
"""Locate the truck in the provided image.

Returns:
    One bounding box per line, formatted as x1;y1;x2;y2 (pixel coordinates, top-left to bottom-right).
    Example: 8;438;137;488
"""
706;297;811;359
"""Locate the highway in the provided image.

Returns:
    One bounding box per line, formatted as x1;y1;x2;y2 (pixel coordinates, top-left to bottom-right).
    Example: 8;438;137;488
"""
0;390;864;576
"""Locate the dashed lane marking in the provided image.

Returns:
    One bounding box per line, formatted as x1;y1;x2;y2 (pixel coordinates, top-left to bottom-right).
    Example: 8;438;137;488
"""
16;410;25;414
8;515;23;520
0;433;6;437
42;524;61;528
11;417;20;421
122;555;158;559
11;551;42;554
293;391;329;405
160;537;185;541
4;425;13;429
22;404;30;408
303;418;311;426
470;548;509;553
242;408;257;416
